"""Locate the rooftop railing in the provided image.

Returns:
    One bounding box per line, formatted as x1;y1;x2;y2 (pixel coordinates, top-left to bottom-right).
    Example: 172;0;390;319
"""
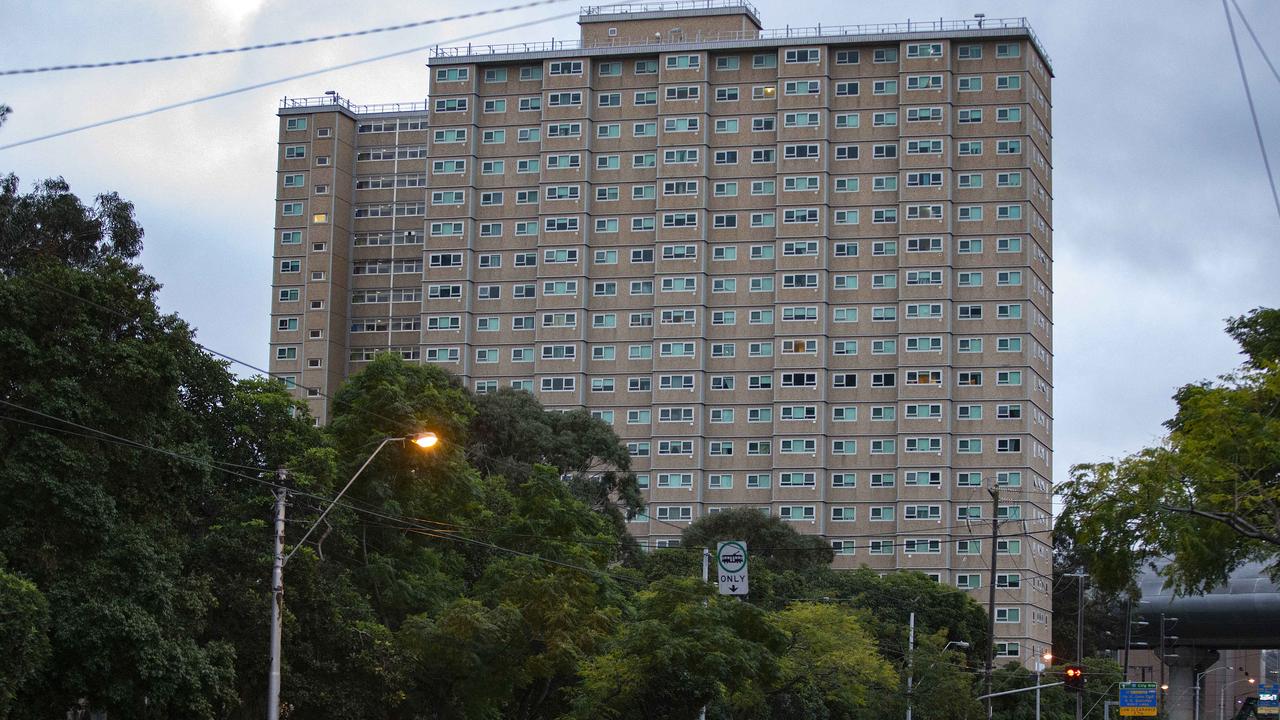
279;95;428;115
431;16;1050;68
580;0;760;17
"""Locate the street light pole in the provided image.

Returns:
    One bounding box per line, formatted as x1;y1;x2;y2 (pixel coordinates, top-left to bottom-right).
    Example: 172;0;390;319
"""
266;433;439;720
1220;677;1254;720
1195;666;1235;720
266;480;286;720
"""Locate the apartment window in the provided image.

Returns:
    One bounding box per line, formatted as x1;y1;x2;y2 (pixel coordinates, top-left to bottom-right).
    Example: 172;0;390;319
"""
996;43;1021;58
784;48;820;63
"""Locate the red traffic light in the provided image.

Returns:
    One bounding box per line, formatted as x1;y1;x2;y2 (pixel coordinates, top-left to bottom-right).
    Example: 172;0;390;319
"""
1064;665;1085;692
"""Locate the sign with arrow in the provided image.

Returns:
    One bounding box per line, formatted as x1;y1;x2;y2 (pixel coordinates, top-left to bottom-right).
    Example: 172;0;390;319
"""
716;540;749;595
1119;682;1159;717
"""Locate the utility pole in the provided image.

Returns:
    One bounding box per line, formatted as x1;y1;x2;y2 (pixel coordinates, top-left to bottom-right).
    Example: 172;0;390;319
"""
1123;597;1132;683
699;547;710;720
986;484;1001;720
1075;572;1086;720
266;477;287;720
906;612;916;720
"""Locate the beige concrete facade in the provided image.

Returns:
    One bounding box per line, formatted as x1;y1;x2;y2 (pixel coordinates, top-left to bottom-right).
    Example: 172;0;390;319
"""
269;2;1055;665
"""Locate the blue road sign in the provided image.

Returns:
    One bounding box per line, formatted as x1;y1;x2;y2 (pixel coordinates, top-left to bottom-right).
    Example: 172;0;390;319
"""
1258;683;1278;716
1119;682;1159;717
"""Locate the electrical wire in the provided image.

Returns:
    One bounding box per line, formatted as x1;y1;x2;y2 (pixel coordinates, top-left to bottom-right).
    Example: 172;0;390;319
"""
19;274;414;435
1222;0;1280;226
0;9;579;151
1229;0;1280;86
0;0;574;76
1;400;1070;686
0;404;654;595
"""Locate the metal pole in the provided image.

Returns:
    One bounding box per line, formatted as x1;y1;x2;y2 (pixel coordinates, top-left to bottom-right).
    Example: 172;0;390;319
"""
699;548;709;720
1123;597;1132;683
986;486;1001;720
907;612;915;720
266;479;287;720
285;437;396;565
1195;671;1200;720
1077;574;1086;720
1161;615;1168;715
1036;665;1041;720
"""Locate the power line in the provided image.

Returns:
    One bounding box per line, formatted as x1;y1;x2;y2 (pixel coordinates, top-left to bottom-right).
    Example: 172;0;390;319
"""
1230;0;1280;86
0;0;574;76
0;401;1051;579
0;9;578;151
1222;0;1280;226
20;274;413;435
0;404;652;595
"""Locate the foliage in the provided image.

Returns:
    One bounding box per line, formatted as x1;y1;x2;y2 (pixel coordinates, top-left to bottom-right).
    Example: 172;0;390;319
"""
0;565;50;719
767;602;898;719
469;388;644;548
569;577;783;720
1060;308;1280;594
1051;522;1127;661
681;507;834;574
990;657;1123;720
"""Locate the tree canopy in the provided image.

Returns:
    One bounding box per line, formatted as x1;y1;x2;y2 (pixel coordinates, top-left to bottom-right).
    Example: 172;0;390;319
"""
1060;308;1280;594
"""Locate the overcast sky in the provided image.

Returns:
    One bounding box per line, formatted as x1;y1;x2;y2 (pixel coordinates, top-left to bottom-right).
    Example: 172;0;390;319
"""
3;0;1278;491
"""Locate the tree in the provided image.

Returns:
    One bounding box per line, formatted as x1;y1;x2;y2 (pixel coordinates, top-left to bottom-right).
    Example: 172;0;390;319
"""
0;565;49;719
680;507;834;574
1060;308;1280;593
766;602;898;719
568;577;783;720
0;175;318;718
990;657;1123;720
468;387;644;549
1051;521;1126;661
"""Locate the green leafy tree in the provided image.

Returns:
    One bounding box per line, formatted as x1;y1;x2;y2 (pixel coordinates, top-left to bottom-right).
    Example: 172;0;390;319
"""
680;507;834;574
0;565;50;718
1051;522;1126;661
468;388;644;554
0;175;318;718
1061;308;1280;593
569;577;783;720
766;602;898;719
991;658;1122;720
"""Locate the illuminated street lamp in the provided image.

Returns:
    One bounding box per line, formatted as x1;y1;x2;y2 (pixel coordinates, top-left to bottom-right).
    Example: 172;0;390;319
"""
267;432;441;720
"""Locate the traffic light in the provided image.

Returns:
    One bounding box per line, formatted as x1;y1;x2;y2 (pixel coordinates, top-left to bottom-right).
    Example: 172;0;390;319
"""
1064;665;1085;692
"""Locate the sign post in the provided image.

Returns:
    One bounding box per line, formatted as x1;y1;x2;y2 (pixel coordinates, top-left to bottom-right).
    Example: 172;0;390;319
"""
1258;683;1279;716
1119;682;1159;717
716;540;749;596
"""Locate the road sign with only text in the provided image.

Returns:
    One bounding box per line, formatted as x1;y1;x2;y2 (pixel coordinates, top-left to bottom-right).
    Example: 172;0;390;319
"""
716;540;749;596
1119;682;1159;717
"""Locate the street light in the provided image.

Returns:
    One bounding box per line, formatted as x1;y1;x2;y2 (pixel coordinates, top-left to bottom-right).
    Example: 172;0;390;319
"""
1220;677;1255;720
1195;666;1237;720
266;432;441;720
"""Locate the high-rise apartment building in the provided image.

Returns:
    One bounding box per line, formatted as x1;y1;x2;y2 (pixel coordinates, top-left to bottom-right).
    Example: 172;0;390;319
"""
270;0;1054;663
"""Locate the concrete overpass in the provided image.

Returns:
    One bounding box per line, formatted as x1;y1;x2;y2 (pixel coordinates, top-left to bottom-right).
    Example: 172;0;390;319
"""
1130;562;1280;720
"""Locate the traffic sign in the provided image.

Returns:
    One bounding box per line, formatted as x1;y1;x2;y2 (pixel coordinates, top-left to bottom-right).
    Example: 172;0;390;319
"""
1119;682;1159;717
1258;683;1279;716
716;540;749;595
